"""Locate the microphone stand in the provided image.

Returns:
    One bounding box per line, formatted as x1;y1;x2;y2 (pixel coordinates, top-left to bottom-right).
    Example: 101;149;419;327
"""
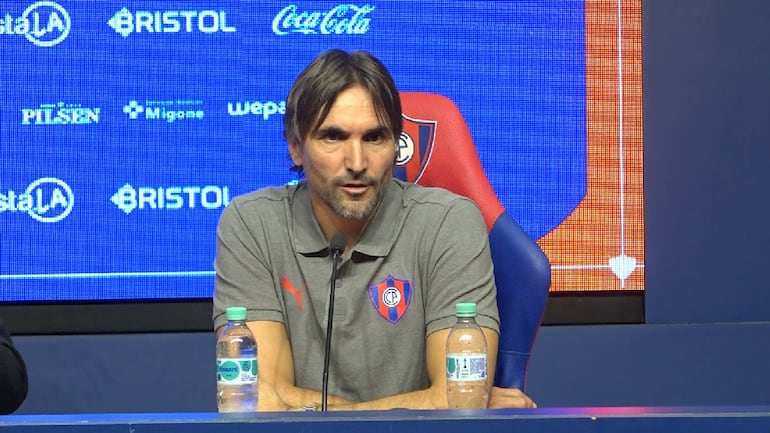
321;235;344;411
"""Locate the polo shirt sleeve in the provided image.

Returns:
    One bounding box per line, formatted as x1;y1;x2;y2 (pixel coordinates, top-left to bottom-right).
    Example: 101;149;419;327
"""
423;196;500;335
212;196;284;330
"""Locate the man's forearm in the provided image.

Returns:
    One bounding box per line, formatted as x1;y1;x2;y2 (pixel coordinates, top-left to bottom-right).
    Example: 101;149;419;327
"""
280;388;447;410
326;387;446;411
274;384;446;411
263;382;357;411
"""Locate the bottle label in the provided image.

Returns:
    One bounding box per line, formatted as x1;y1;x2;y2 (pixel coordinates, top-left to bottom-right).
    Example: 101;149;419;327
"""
446;353;487;381
217;357;258;385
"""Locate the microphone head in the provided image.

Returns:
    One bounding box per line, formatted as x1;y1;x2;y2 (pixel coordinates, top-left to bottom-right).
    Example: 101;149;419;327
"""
330;233;346;255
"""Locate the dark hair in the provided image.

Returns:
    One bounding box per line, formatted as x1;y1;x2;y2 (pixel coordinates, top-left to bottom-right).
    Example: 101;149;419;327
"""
284;49;402;174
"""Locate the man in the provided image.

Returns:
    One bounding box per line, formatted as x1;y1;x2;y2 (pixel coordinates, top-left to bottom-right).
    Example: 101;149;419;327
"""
1;316;28;414
213;49;534;410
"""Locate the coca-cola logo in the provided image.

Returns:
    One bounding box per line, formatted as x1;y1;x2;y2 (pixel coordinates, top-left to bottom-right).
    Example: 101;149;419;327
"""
272;4;374;35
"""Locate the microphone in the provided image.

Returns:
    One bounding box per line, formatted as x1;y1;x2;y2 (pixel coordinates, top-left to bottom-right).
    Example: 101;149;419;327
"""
321;233;345;411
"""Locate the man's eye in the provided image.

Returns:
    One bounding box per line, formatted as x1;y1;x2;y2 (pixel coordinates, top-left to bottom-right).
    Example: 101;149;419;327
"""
364;133;384;143
323;132;343;142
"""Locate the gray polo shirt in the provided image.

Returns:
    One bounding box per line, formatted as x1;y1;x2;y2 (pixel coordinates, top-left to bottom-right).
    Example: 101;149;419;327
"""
213;179;499;402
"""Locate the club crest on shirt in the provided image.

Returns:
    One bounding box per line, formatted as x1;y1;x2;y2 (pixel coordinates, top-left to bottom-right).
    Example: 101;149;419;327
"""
368;275;412;323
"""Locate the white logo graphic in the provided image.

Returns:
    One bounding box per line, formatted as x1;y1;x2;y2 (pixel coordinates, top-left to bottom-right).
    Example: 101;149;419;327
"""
0;1;71;47
272;4;374;35
108;8;236;37
0;177;74;223
227;100;285;120
382;287;401;308
123;100;204;123
111;184;230;215
396;132;415;165
21;102;100;125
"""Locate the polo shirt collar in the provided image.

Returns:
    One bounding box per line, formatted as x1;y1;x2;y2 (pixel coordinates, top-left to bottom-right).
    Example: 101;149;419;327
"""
291;183;329;256
354;179;402;257
291;179;403;258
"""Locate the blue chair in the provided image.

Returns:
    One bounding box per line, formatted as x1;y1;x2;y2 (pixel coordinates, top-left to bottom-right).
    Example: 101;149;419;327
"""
395;92;551;390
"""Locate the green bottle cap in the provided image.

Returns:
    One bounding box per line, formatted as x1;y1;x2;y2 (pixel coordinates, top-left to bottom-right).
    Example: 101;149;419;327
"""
455;302;477;317
226;306;247;321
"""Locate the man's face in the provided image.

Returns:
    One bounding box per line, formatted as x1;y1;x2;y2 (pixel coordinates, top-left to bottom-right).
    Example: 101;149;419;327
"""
290;85;395;226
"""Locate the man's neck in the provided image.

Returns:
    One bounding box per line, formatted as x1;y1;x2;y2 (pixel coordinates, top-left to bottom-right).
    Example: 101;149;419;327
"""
311;202;380;252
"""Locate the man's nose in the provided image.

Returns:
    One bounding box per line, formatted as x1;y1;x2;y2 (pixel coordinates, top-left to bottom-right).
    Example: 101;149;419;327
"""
344;139;367;173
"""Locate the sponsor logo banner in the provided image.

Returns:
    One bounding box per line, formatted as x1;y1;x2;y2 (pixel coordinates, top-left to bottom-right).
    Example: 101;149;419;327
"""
227;100;285;120
110;184;230;214
272;4;374;35
109;7;236;37
0;177;74;223
123;100;205;123
0;1;71;47
21;102;100;125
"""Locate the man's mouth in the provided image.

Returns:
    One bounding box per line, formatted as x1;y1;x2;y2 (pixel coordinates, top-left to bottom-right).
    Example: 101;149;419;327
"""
340;183;370;196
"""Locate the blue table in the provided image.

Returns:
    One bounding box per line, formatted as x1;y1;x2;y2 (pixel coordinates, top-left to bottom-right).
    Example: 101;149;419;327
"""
3;407;770;433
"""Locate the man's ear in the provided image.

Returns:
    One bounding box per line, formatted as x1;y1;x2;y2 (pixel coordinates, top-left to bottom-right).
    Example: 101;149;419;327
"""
288;141;302;166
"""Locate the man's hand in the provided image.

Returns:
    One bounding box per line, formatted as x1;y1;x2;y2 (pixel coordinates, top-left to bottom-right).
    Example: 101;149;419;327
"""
488;386;537;409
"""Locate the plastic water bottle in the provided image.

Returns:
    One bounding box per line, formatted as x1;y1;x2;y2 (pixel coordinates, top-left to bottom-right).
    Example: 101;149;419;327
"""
216;306;258;412
446;302;489;409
